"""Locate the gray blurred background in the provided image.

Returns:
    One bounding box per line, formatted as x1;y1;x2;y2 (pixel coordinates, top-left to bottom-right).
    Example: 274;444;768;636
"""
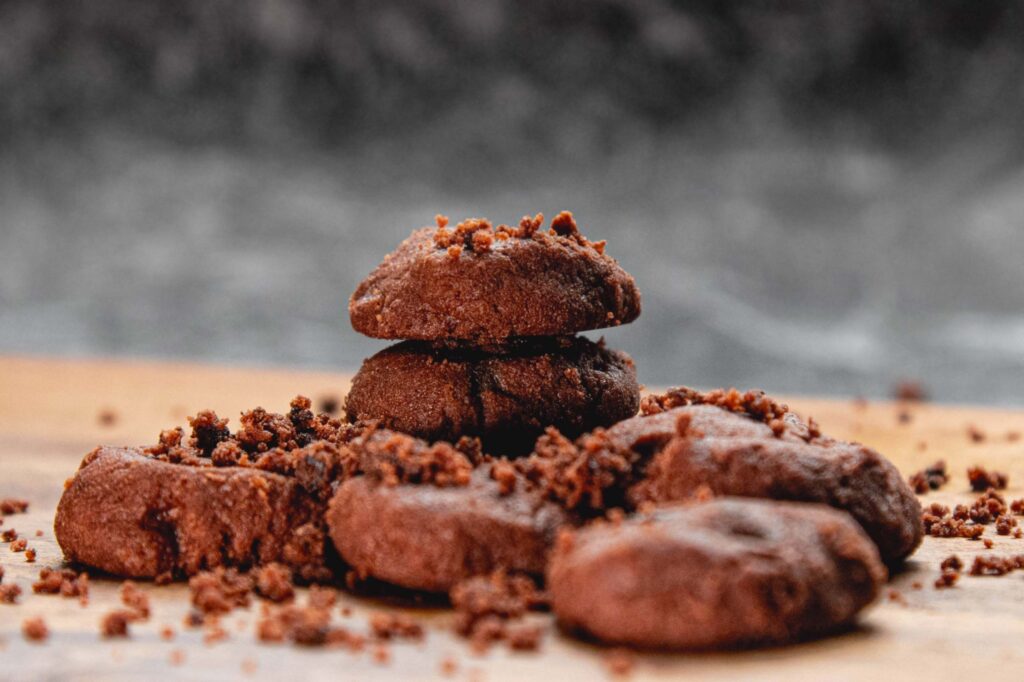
2;0;1023;404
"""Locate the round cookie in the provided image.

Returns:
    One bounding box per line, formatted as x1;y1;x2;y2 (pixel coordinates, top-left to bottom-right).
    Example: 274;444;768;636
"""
55;446;335;581
629;411;922;565
344;336;640;454
327;465;570;593
349;212;641;342
548;498;886;650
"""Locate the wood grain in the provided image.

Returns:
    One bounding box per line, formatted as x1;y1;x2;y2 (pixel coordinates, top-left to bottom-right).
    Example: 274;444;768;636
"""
1;355;1023;681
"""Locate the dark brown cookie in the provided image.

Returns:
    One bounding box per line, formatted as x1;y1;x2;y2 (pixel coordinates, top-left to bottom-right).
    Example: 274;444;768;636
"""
344;337;640;454
327;465;569;593
349;212;641;342
55;447;335;581
628;408;922;565
548;498;886;650
517;387;922;564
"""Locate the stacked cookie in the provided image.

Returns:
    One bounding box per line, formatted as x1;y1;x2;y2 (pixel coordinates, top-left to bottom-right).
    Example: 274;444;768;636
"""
345;211;642;454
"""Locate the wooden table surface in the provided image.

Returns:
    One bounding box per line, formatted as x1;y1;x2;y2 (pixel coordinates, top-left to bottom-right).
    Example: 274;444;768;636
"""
1;355;1023;681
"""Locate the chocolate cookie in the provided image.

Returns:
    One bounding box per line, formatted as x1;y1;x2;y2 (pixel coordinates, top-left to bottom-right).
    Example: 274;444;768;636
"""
349;212;641;342
548;498;886;649
628;411;922;565
518;387;922;564
345;337;639;454
55;447;335;581
327;431;569;592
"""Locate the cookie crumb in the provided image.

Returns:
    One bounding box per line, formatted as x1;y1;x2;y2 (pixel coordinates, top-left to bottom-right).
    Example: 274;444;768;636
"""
369;612;423;640
604;648;635;676
1;584;22;604
189;568;254;615
101;610;133;638
970;554;1024;576
25;548;36;562
97;408;118;427
0;499;29;515
966;424;986;443
10;538;27;552
22;617;48;642
934;570;959;589
967;466;1008;492
450;570;546;653
893;381;927;402
907;460;948;494
121;581;151;619
440;656;458;676
255;563;294;603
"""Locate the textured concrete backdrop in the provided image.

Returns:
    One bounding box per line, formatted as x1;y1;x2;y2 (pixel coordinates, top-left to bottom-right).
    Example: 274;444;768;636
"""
2;1;1023;404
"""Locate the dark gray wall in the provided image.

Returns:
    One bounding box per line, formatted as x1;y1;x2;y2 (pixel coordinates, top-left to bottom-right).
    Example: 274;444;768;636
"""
2;1;1023;404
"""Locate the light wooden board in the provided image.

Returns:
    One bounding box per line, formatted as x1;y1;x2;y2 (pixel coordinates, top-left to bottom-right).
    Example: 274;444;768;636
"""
1;355;1023;681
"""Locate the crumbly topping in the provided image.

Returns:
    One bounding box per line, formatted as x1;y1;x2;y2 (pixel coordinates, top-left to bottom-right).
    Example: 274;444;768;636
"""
255;563;295;603
432;211;604;257
516;427;637;513
355;429;473;488
641;386;795;436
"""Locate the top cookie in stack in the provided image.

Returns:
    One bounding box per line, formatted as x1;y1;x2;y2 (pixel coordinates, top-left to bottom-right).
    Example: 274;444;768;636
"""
346;212;642;454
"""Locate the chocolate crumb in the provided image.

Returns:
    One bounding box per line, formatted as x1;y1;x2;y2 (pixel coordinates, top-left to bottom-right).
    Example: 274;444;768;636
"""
369;612;423;640
33;567;89;602
934;571;959;589
517;427;636;513
101;610;133;638
450;570;545;652
356;429;473;488
967;466;1008;492
940;555;963;572
490;460;517;496
161;626;175;641
969;554;1024;576
0;499;29;515
893;381;928;402
983;538;994;549
604;648;635;676
996;515;1018;536
97;409;118;427
120;581;151;619
10;538;27;552
22;617;48;642
372;643;391;664
966;425;986;444
1;584;22;604
2;528;18;542
317;395;340;415
25;548;36;562
907;460;948;494
255;563;294;603
189;568;254;615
